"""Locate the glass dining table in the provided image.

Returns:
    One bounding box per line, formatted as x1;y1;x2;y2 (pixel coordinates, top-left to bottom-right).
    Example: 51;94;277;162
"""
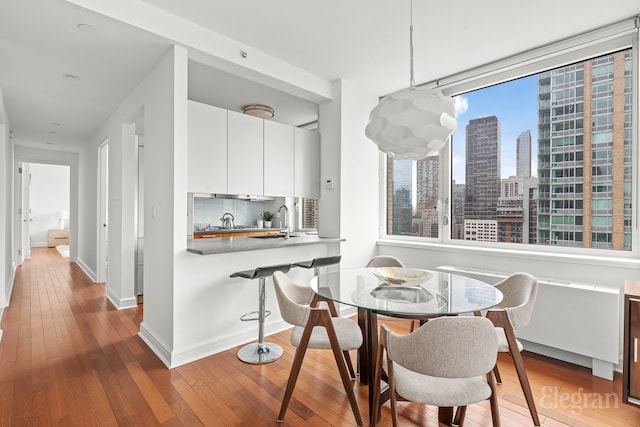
310;267;504;423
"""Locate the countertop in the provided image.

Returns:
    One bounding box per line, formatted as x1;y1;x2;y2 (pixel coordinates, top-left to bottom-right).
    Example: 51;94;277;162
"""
187;233;344;255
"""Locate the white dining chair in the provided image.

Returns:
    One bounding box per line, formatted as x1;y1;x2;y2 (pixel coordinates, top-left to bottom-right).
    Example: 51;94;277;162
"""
372;316;500;427
272;271;363;426
486;272;540;426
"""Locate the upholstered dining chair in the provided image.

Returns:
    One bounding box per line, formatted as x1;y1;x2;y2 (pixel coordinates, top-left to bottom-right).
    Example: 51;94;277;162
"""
271;271;363;426
372;317;500;427
486;272;540;426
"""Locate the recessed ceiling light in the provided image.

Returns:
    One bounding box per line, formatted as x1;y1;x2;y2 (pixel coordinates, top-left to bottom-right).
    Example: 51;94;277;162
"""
77;23;95;32
46;141;54;145
50;122;61;127
62;73;80;80
49;131;57;134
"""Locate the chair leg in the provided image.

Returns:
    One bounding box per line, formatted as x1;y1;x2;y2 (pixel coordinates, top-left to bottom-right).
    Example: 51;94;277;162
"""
343;350;356;379
453;406;467;426
315;310;363;426
493;364;503;383
277;323;312;422
487;311;539;426
486;370;501;427
371;343;385;427
510;348;540;425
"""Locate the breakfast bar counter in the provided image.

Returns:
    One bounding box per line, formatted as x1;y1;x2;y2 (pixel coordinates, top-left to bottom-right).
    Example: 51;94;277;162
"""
187;233;344;255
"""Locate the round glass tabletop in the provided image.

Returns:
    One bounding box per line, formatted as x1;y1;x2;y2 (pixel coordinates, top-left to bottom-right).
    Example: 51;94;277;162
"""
310;267;503;317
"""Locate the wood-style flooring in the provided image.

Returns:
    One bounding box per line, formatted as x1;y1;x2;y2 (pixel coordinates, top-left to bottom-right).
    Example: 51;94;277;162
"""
1;247;639;426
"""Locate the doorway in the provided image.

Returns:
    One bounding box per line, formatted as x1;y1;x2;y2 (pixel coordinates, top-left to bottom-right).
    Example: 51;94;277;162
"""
16;162;70;263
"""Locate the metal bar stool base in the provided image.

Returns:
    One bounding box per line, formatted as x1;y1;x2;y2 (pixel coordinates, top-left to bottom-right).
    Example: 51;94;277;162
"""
237;342;283;364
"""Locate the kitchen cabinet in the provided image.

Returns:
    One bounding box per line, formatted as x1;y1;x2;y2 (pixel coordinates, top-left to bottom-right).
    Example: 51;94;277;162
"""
264;120;294;197
624;280;640;407
227;110;264;195
294;127;320;199
187;101;227;193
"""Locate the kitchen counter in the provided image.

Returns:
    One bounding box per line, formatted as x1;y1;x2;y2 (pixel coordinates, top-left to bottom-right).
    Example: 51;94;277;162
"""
187;233;344;255
193;228;283;239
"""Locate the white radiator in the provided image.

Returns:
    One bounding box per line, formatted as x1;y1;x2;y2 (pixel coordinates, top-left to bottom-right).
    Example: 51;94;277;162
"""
438;265;620;380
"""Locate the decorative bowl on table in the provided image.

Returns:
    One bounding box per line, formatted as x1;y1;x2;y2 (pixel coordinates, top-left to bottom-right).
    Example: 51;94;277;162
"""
370;267;432;286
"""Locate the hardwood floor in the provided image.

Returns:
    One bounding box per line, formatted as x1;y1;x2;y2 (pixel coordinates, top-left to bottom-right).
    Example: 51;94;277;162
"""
1;247;639;426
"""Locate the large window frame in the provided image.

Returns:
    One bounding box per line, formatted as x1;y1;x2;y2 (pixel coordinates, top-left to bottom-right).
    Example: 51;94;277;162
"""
380;17;640;259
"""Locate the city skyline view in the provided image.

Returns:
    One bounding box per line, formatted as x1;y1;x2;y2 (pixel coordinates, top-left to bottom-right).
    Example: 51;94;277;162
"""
452;74;539;183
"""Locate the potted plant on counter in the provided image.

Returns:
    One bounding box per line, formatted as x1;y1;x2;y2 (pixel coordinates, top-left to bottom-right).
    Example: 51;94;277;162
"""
261;211;274;228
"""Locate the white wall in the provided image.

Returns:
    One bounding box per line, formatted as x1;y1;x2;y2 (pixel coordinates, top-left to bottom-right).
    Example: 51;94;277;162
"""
0;87;13;314
77;46;181;357
28;163;70;247
319;79;380;268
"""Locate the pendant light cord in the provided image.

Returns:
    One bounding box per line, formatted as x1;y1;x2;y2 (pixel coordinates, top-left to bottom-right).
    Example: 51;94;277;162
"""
409;0;415;87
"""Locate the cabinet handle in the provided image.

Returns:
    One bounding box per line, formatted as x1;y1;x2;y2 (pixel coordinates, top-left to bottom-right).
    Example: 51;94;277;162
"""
635;337;638;363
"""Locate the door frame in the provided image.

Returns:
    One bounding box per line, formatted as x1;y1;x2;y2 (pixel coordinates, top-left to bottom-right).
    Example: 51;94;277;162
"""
97;139;109;284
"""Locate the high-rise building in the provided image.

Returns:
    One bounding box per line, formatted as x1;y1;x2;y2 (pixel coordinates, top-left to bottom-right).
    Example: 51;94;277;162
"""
416;155;439;211
452;182;465;240
516;130;532;178
537;50;632;249
496;176;538;244
388;159;414;235
465;116;501;220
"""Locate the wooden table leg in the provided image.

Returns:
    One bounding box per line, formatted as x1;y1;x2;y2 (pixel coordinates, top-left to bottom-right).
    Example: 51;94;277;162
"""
357;308;367;384
366;310;379;424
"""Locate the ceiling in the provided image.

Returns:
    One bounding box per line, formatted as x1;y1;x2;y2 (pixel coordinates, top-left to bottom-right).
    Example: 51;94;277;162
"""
1;0;638;152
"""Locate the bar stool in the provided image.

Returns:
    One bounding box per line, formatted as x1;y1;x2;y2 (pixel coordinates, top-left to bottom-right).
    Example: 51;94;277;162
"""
292;254;342;277
230;263;292;364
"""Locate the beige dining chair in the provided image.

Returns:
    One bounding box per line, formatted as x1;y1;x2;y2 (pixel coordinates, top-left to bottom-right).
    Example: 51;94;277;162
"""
372;317;500;427
272;271;363;426
486;272;540;426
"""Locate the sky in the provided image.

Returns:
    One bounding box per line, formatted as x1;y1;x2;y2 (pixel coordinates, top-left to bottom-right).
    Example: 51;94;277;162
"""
451;74;539;184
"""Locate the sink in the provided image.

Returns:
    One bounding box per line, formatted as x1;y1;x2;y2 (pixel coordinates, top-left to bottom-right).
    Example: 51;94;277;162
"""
250;234;297;239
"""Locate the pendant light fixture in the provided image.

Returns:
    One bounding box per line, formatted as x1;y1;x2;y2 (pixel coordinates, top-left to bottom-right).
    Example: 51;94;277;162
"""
365;0;458;160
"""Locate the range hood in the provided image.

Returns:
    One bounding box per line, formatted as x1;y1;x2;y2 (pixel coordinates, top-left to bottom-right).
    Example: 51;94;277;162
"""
190;192;276;201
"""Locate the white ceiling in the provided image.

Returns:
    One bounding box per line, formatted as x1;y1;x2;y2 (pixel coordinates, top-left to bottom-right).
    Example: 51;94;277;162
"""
1;0;638;152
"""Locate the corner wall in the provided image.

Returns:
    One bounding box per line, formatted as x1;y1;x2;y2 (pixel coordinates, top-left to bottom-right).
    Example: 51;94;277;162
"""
319;79;380;268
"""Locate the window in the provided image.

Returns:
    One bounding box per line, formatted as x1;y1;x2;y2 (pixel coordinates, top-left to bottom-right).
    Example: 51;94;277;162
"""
385;42;635;253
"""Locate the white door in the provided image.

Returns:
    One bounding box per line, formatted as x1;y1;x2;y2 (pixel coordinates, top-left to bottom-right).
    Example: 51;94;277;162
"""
21;163;31;261
97;141;109;283
15;162;31;265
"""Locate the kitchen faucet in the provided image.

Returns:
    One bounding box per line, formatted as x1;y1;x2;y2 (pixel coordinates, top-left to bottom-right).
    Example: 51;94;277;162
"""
278;204;289;238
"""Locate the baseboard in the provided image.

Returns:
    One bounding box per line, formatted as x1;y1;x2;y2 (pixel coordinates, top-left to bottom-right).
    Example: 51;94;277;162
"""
75;257;97;282
138;322;173;368
105;287;138;310
169;319;293;369
4;262;16;308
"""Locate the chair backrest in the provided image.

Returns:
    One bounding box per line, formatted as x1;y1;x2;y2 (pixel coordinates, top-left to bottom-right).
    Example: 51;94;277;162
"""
272;271;315;327
366;255;405;268
493;272;538;329
384;316;498;379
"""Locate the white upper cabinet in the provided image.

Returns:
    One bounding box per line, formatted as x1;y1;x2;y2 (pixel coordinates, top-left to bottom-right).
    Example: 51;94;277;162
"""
227;110;264;196
187;101;227;193
294;127;320;199
264;120;294;197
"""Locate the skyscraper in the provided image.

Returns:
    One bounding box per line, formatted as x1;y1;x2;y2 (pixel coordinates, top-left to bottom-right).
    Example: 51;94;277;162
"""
387;159;414;235
516;129;532;178
537;50;632;249
465;116;501;220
